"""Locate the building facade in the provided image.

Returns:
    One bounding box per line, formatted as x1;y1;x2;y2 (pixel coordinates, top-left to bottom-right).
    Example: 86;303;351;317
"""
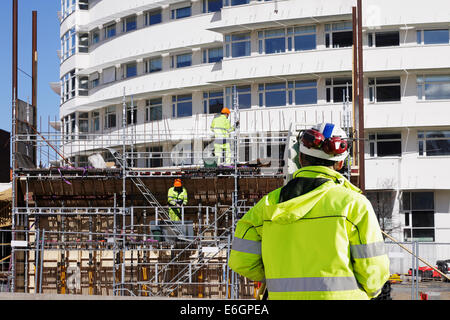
58;0;450;244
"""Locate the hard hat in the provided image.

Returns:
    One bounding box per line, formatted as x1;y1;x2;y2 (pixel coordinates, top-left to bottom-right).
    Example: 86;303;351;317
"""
298;123;349;161
221;107;231;115
174;179;182;187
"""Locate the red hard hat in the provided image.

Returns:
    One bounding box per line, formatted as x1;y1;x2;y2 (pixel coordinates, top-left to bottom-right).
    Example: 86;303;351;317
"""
174;179;182;187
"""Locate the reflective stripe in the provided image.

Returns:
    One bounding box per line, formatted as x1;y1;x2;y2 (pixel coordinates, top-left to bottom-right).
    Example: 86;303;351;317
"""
266;277;359;292
350;241;386;259
232;237;261;255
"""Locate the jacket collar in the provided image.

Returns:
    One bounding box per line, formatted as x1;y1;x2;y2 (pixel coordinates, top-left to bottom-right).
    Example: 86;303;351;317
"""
293;166;361;194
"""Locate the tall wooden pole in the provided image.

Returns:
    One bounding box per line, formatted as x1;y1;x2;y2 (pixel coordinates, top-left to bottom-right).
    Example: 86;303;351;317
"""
357;0;365;193
351;6;358;186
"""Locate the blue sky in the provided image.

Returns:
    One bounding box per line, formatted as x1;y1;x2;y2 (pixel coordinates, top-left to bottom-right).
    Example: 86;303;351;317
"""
0;0;61;133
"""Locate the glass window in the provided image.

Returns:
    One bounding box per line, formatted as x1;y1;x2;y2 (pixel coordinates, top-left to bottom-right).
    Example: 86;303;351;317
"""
104;106;116;129
369;77;401;102
420;29;450;45
402;192;435;242
418;131;450;156
225;85;251;110
231;0;249;5
172;6;191;19
369;133;402;157
176;53;192;68
146;98;163;122
61;27;76;61
172;94;192;118
203;0;223;12
325;22;353;48
326;78;352;103
203;91;224;114
203;47;223;63
91;111;100;132
294;26;316;51
124;16;137;32
259;82;286;107
104;23;116;39
225;33;251;58
368;31;400;47
293;80;317;105
417;75;450;100
125;63;137;78
263;29;286;54
145;10;162;25
146;57;162;73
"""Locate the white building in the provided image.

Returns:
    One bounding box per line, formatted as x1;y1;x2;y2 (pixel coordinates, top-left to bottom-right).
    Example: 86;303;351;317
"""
58;0;450;244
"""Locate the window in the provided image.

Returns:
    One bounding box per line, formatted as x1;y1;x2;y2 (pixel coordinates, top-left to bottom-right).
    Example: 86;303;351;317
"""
326;78;352;103
225;33;251;58
225;85;251;109
126;104;137;125
291;80;317;105
368;31;400;47
145;98;163;122
369;133;402;157
145;57;162;73
61;27;76;61
61;69;76;103
145;10;162;26
91;29;100;45
202;47;223;63
203;91;224;114
146;146;163;168
417;75;450;100
325;22;353;48
172;94;192;118
91;73;100;88
78;112;89;139
61;0;76;19
125;63;137;78
366;191;395;231
123;16;137;32
104;106;117;129
79;0;89;10
402;192;435;242
223;0;250;6
103;66;116;84
259;82;286;107
78;33;89;53
104;23;116;39
369;77;401;102
173;53;192;68
293;25;316;51
171;6;191;19
418;131;450;156
91;111;100;132
203;0;222;12
417;29;450;45
259;29;286;54
78;76;89;96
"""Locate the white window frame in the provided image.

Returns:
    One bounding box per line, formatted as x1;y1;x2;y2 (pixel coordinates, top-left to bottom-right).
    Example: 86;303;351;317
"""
368;132;402;158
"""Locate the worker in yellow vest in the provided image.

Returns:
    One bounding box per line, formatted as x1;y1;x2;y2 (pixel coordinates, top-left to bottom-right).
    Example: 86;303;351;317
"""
210;107;237;166
228;122;390;300
167;179;188;221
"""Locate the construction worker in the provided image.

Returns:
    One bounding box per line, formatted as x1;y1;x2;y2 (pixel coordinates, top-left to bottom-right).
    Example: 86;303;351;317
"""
167;179;188;221
210;107;237;166
228;122;390;300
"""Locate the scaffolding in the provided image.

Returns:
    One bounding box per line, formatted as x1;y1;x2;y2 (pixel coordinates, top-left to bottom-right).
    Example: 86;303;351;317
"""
5;87;287;298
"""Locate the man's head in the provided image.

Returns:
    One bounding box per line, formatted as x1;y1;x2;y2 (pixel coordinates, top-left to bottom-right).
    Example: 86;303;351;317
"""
221;107;231;118
297;123;349;171
174;179;182;188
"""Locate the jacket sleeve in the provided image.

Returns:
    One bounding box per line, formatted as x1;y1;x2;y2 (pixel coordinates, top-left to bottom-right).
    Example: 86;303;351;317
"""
228;196;266;282
182;188;188;205
167;189;177;206
347;195;390;298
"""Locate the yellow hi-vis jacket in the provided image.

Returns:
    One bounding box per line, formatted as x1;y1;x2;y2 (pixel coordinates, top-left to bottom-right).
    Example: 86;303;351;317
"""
228;166;390;300
210;114;234;143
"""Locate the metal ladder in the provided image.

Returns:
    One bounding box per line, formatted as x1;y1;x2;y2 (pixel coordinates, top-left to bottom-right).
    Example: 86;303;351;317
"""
107;147;186;240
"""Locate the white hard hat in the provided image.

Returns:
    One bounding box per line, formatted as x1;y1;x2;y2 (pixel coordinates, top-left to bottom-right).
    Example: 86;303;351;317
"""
299;123;349;161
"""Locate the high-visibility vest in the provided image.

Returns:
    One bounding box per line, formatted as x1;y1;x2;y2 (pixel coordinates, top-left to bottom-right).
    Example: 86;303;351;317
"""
228;165;390;300
167;187;188;206
210;114;234;143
